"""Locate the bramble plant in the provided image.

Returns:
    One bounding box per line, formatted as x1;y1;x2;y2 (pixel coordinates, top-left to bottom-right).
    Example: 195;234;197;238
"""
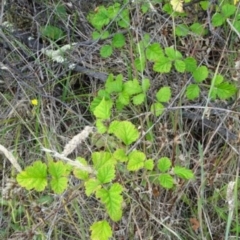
15;0;240;239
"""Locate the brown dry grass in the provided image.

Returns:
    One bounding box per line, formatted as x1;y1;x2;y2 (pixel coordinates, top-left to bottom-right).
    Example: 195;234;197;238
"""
1;0;240;239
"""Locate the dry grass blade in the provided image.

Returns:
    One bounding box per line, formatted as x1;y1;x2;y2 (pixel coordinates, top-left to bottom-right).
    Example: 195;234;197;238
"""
61;126;94;157
0;144;22;172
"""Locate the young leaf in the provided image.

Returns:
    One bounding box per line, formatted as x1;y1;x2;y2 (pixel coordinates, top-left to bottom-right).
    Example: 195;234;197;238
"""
90;220;112;240
222;4;236;18
190;23;206;36
134;57;146;72
165;46;182;60
156;86;171;102
132;93;145;105
48;161;69;178
96;119;107;134
17;161;47;192
193;66;208;82
108;121;140;145
50;176;68;194
105;74;123;93
211;82;237;100
113;149;128;162
100;45;113;58
92;151;115;170
212;74;224;86
127;150;146;171
174;59;185;72
112;33;126;48
146;43;164;61
212;13;225;27
97;165;115;184
158;173;174;189
184;57;197;72
123;79;142;95
118;91;130;106
89;6;110;30
173;166;194;179
186;84;200;100
144;159;154;171
153;57;172;73
93;98;113;119
74;157;89;180
142;78;150;92
157;157;172;172
85;178;101;196
150;102;165;116
117;9;130;28
96;183;123;221
41;25;64;41
92;31;101;40
175;24;189;37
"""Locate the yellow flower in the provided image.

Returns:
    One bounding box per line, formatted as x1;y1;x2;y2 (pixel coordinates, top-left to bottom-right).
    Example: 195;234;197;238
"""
31;99;38;106
234;0;239;5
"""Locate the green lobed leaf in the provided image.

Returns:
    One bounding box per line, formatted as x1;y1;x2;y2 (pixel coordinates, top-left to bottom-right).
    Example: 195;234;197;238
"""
93;98;113;119
190;23;206;36
184;57;197;72
175;24;189;37
186;84;200;100
41;25;64;41
222;4;236;18
157;157;172;172
112;33;126;48
193;66;208;82
134;57;146;72
146;43;164;61
17;161;47;192
123;79;142;95
90;220;112;240
117;9;130;28
85;178;101;196
96;183;123;221
165;46;182;60
113;149;128;162
92;151;115;170
150;102;165;116
108;120;140;145
158;173;174;189
96;119;107;134
50;177;68;194
173;166;194;179
92;31;101;40
107;3;120;19
73;157;89;180
89;6;110;30
118;91;130;106
212;82;237;100
101;31;110;39
48;161;69;178
100;45;113;58
212;13;225;27
174;59;185;73
132;93;145;105
127;150;146;171
105;74;123;93
212;74;224;86
142;78;150;92
156;86;171;102
97;165;115;184
144;159;154;171
153;57;172;73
